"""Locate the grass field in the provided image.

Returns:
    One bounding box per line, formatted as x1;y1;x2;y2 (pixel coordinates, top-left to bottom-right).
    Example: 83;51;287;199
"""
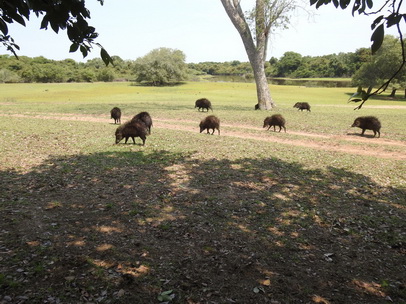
0;81;405;303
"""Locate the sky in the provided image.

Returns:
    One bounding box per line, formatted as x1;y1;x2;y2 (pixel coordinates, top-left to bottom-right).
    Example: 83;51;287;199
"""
0;0;400;63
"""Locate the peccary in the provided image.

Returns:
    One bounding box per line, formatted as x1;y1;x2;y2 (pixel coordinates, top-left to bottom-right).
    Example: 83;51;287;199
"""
195;98;213;112
131;111;153;134
263;114;286;132
351;116;381;138
293;102;311;112
115;120;147;145
110;107;121;124
199;115;220;135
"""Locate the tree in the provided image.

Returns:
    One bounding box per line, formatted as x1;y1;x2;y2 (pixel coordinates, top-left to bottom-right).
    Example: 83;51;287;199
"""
133;48;188;86
0;68;20;83
351;35;405;98
0;0;112;65
221;0;297;110
97;68;115;82
276;51;303;77
310;0;405;108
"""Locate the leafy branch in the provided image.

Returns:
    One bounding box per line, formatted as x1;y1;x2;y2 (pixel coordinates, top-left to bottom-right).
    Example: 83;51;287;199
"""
310;0;405;109
0;0;113;65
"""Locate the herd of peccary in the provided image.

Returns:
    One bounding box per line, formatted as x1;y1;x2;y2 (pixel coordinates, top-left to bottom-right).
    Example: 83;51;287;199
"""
259;101;380;137
110;98;382;145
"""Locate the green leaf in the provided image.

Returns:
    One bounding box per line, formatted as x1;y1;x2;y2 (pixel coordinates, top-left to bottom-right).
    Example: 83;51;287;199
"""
101;48;113;66
371;24;384;54
10;12;26;26
50;21;60;34
386;13;402;28
69;43;79;53
371;15;384;30
40;17;49;30
157;290;174;302
348;87;369;103
340;0;351;9
352;0;361;15
80;45;88;58
0;19;8;35
315;0;327;9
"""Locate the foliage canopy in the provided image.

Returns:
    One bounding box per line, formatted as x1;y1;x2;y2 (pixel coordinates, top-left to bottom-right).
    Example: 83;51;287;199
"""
0;0;113;65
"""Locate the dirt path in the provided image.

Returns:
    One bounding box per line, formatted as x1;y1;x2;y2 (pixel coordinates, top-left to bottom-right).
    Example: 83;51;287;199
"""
3;113;406;160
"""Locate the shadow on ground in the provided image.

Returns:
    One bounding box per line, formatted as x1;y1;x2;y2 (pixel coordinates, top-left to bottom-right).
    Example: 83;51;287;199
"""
0;150;404;303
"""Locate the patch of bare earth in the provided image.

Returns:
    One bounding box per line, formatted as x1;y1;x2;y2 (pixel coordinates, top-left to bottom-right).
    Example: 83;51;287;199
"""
0;112;405;303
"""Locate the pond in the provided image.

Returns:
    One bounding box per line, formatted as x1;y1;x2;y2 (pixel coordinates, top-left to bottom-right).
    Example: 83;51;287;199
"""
208;75;352;88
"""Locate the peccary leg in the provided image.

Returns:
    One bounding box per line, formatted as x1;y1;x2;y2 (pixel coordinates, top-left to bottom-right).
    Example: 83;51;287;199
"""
361;129;366;136
131;137;136;144
373;130;380;138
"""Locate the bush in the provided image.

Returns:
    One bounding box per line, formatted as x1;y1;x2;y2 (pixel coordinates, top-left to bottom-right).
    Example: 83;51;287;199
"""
133;48;188;86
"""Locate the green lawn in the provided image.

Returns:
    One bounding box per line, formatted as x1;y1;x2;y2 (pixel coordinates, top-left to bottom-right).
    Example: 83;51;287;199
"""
0;81;405;303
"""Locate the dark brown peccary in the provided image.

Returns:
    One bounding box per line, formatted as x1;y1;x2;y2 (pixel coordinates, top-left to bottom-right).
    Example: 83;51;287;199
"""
293;102;311;112
131;111;153;134
263;114;286;132
199;115;220;135
115;121;147;145
195;98;213;112
351;116;381;138
110;107;121;124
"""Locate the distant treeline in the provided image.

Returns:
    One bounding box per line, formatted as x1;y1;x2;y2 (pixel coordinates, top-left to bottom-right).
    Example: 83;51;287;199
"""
190;48;371;79
0;48;371;83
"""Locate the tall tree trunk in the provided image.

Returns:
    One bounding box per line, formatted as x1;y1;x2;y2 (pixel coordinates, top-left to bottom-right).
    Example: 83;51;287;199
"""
389;88;396;97
220;0;275;109
249;49;274;109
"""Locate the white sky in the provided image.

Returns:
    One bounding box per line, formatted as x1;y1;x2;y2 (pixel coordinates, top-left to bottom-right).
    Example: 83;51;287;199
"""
0;0;400;63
